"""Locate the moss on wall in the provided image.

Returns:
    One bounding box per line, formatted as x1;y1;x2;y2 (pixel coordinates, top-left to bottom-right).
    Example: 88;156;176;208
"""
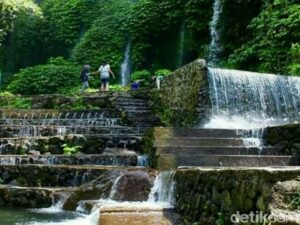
151;59;210;127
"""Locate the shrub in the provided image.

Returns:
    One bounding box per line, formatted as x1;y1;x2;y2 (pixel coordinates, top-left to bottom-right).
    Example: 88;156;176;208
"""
0;91;31;109
7;58;80;95
155;69;172;77
131;70;152;86
131;70;151;81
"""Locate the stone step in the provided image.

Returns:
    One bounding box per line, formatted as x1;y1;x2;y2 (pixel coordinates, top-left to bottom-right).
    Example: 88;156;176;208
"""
155;138;246;147
0;118;121;126
115;102;148;107
0;109;114;119
0;154;138;166
115;97;146;103
156;146;283;155
0;135;143;155
124;110;152;114
0;164;149;187
158;154;298;169
99;205;180;225
154;127;255;138
119;106;150;111
0;125;146;138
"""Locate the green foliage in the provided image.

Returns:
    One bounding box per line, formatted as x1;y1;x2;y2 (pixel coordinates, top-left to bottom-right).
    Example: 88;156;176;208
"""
40;0;102;59
72;0;133;79
290;189;300;209
155;69;172;77
131;70;152;86
109;84;130;92
0;0;19;45
0;91;32;109
0;0;43;74
228;0;300;74
7;58;80;95
131;70;151;81
289;43;300;76
62;143;82;155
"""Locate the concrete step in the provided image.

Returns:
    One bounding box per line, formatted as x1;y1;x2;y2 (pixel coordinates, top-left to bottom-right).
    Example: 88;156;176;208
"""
155;138;245;147
158;154;298;169
0;154;138;166
115;98;146;103
0;164;149;187
0;118;121;126
99;205;180;225
124;110;152;114
0;125;146;138
119;106;150;111
0;109;114;119
156;146;283;155
115;102;148;107
154;127;254;138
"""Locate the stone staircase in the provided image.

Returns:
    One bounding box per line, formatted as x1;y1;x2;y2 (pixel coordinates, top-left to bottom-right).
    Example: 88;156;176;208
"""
113;92;161;127
154;127;298;169
0;93;181;224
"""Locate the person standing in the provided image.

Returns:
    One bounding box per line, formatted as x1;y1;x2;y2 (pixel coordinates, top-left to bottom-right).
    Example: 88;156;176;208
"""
80;65;91;93
97;61;115;91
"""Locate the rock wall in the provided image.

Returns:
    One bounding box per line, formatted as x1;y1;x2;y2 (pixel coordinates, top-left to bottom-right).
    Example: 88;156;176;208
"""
0;165;124;187
174;168;300;225
264;124;300;156
151;59;210;127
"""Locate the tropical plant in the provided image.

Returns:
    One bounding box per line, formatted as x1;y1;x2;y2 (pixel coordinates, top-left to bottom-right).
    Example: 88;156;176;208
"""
228;0;300;74
62;143;82;155
7;58;80;95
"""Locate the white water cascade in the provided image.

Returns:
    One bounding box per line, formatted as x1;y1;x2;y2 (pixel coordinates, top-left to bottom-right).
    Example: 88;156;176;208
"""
205;68;300;129
208;0;223;66
177;22;185;68
20;171;175;225
148;171;175;207
120;40;132;86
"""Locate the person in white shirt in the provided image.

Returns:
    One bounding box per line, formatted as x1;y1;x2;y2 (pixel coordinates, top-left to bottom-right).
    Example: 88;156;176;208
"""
93;61;115;91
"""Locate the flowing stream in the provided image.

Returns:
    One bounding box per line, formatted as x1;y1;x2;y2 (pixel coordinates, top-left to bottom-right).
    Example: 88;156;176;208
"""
208;0;223;66
1;171;175;225
120;40;132;86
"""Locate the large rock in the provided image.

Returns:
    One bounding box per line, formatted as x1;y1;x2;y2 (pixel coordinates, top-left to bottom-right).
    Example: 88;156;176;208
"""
112;171;155;202
31;95;76;109
0;185;54;208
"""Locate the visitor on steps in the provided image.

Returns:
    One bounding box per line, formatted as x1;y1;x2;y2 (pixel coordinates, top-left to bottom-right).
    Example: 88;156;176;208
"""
93;61;115;92
80;65;91;93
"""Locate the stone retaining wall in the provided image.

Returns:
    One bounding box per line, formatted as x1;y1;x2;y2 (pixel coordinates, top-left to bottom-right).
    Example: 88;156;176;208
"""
0;165;135;187
174;168;300;225
264;124;300;156
151;59;210;127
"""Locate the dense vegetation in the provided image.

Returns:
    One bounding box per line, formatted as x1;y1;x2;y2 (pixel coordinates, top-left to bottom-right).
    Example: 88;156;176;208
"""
0;0;299;94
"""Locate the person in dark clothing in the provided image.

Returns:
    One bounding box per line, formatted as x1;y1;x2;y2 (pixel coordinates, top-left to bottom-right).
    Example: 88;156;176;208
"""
80;65;91;93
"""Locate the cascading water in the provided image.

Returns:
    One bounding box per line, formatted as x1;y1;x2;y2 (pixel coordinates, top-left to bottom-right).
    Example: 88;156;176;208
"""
120;40;132;86
208;0;223;66
206;68;300;129
177;22;185;68
148;171;175;207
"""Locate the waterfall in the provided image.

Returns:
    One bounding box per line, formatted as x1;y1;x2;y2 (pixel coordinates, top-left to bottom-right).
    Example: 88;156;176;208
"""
177;22;185;68
120;40;132;86
148;171;175;207
205;68;300;129
208;0;223;66
137;155;149;167
108;174;124;200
